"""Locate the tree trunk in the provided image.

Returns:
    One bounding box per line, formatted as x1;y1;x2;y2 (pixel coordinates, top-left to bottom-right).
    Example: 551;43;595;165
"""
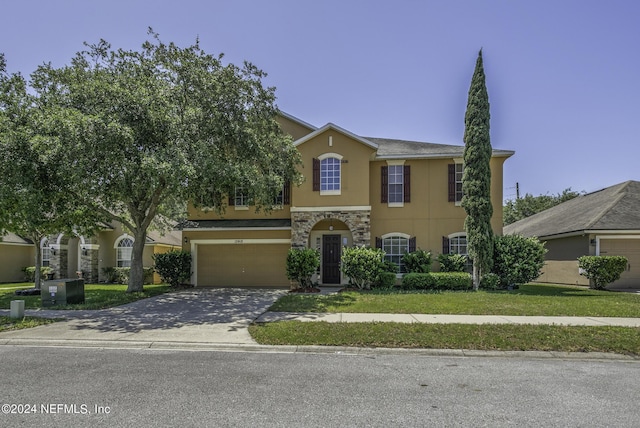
127;229;147;293
472;260;479;291
33;237;43;290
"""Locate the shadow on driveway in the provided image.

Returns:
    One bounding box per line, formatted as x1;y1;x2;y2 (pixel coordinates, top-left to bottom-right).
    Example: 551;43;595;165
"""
28;288;287;335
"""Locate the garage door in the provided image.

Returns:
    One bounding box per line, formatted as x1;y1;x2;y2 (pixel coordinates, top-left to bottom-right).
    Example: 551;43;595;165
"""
197;243;290;287
599;239;640;289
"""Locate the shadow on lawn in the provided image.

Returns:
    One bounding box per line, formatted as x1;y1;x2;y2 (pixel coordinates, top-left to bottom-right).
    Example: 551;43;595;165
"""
269;292;357;312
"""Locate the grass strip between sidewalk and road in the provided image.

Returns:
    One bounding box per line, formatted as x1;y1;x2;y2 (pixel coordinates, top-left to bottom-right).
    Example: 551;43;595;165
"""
0;316;59;332
249;322;640;356
0;284;171;310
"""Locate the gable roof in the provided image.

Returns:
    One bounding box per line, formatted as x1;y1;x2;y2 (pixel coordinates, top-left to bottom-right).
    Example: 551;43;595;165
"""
504;181;640;239
277;111;318;132
293;123;379;150
0;232;33;245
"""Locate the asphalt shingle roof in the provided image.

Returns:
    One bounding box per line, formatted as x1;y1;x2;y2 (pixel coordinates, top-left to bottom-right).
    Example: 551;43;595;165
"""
503;181;640;238
365;137;514;159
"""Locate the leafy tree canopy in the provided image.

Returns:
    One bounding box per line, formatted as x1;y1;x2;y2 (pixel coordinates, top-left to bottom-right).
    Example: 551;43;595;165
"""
2;30;301;292
503;188;581;225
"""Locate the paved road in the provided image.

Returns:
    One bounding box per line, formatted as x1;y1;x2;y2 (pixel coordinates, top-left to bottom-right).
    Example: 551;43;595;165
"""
1;346;639;427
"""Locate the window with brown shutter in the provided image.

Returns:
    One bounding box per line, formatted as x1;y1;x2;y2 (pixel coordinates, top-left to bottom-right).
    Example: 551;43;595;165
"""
283;181;291;205
381;166;388;203
404;165;411;203
409;236;416;252
448;164;456;202
442;236;450;254
312;158;320;191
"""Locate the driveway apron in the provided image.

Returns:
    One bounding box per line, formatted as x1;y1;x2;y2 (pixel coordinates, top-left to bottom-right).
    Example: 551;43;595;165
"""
0;288;287;346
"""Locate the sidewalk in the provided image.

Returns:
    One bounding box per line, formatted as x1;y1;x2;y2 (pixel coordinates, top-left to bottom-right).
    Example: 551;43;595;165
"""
255;312;640;327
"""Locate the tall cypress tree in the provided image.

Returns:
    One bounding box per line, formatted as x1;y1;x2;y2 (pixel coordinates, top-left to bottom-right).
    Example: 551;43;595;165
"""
462;49;494;290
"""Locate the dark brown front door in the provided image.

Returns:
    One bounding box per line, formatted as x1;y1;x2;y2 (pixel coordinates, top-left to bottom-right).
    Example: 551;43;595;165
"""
322;235;341;284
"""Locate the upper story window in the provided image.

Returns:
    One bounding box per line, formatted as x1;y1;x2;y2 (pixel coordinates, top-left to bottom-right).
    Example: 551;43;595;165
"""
41;238;50;267
116;236;134;268
313;153;343;195
321;158;340;191
448;161;464;204
381;162;410;206
388;165;404;203
233;186;252;208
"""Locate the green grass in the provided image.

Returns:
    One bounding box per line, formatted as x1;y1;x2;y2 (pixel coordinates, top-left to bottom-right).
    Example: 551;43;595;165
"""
0;316;59;332
249;322;640;356
0;283;171;310
269;283;640;317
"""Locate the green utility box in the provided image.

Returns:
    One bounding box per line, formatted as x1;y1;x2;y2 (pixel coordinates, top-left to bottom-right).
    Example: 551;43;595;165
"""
42;279;85;307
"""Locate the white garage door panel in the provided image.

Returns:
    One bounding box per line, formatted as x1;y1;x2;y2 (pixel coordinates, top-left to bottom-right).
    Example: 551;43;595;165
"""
599;239;640;289
197;244;289;287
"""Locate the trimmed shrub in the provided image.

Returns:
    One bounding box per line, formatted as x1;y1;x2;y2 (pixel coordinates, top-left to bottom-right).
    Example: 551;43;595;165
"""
102;267;154;285
431;272;472;290
402;273;435;290
402;249;432;273
341;246;385;290
437;253;468;272
153;250;192;287
374;272;398;289
22;266;53;282
479;272;500;290
578;255;628;289
492;235;546;287
402;272;472;291
101;267;120;284
286;248;320;289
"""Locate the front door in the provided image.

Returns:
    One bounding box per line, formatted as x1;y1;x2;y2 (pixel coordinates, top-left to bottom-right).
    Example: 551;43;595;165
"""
322;235;341;284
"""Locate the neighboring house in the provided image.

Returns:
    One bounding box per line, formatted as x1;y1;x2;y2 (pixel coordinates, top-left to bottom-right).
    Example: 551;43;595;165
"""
182;112;514;287
1;222;181;284
0;232;34;283
503;180;640;289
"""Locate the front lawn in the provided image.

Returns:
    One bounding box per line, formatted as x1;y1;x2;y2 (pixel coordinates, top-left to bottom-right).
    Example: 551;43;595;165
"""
269;283;640;317
0;283;171;310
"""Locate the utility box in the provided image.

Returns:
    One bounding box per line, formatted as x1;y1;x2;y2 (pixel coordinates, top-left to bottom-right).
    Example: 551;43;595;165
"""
42;279;85;307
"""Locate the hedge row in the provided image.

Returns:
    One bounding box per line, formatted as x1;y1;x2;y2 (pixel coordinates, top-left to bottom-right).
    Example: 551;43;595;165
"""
401;272;472;291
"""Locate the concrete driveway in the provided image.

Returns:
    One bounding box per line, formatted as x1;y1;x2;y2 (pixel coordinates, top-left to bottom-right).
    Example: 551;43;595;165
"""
0;288;287;348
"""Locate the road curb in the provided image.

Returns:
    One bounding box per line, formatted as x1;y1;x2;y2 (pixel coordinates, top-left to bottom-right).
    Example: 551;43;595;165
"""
0;338;638;361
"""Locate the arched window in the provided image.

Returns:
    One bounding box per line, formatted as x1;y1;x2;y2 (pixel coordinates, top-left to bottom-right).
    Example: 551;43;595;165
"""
41;238;50;267
382;233;410;273
449;233;467;256
116;236;134;267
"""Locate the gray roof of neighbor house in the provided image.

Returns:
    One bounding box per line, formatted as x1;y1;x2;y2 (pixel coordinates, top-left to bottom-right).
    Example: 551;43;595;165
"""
503;181;640;238
0;232;33;245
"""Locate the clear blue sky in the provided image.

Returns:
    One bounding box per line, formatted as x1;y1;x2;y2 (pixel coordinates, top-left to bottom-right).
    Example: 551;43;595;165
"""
2;0;639;199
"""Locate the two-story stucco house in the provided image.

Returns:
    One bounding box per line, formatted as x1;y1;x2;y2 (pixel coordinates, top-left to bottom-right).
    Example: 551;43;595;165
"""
182;112;514;287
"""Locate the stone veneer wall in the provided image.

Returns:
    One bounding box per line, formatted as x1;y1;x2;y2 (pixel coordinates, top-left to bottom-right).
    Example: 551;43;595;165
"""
291;209;371;249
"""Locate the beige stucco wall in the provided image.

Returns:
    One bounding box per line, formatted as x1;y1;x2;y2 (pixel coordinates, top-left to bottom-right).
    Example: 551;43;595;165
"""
0;243;35;283
292;130;376;208
534;235;590;286
276;115;315;141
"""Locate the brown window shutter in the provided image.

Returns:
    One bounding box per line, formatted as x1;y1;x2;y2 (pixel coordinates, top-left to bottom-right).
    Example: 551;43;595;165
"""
409;236;416;252
442;236;450;254
228;190;235;206
448;164;455;202
403;165;411;203
375;237;382;249
283;181;291;205
381;165;388;203
312;158;320;191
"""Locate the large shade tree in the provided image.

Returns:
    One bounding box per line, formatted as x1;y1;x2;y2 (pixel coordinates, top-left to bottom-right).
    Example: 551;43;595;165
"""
462;50;494;290
0;54;102;288
19;31;301;292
